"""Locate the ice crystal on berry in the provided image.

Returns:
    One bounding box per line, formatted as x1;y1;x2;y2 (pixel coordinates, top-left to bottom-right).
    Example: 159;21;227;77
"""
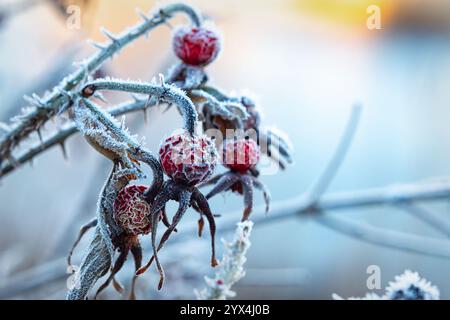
159;130;218;186
173;26;221;66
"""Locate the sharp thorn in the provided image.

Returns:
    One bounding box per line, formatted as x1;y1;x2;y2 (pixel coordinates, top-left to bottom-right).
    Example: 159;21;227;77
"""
87;39;106;50
143;109;148;124
7;155;20;169
60;142;68;161
100;27;118;42
164;21;174;30
162;103;172;114
131;93;143;102
144;95;153;112
37;129;43;144
136;8;149;21
92;92;108;103
159;73;166;86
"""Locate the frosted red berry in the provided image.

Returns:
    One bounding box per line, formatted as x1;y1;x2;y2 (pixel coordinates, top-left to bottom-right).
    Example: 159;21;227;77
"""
223;139;260;172
113;185;151;236
173;26;221;66
159;131;218;186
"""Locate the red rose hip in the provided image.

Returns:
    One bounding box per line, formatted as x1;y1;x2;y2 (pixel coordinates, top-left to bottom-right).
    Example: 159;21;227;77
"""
114;185;151;236
223;139;260;172
173;26;221;66
159;131;218;186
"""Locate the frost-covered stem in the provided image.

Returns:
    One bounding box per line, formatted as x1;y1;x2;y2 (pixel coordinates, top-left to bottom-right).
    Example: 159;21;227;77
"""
80;98;141;150
195;221;253;300
315;213;450;259
82;78;198;134
306;104;362;203
0;3;201;161
0;97;151;178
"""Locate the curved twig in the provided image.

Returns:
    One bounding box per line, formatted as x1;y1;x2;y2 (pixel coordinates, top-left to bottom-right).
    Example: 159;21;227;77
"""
81;78;198;134
306;104;362;203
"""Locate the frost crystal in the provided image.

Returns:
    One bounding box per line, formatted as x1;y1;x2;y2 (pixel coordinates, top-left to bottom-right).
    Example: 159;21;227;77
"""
195;221;253;300
385;270;440;300
333;270;440;300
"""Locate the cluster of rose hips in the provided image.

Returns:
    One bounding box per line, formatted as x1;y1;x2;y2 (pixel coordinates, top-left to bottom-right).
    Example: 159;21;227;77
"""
114;25;263;237
89;21;290;297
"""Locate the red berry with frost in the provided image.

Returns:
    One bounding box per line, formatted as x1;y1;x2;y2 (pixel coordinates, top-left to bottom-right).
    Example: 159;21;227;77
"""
173;26;221;66
223;139;260;172
159;131;218;186
114;185;151;236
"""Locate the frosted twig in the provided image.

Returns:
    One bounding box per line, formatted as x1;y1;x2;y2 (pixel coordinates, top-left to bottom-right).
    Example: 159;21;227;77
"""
81;78;198;134
0;97;152;178
195;221;253;300
315;214;450;259
306;104;362;203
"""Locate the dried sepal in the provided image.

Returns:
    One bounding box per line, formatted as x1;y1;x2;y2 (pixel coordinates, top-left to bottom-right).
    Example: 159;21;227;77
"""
67;164;132;300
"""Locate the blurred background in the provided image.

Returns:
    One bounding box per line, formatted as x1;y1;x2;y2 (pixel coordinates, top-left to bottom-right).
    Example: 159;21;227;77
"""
1;0;450;299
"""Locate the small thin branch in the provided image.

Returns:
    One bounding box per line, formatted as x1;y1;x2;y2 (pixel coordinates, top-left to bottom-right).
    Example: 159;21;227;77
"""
315;214;450;259
307;104;362;202
398;203;450;238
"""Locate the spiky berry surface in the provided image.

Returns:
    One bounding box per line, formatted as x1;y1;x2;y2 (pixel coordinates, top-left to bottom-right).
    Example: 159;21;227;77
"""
223;139;260;172
113;185;151;236
173;26;221;66
159;131;218;186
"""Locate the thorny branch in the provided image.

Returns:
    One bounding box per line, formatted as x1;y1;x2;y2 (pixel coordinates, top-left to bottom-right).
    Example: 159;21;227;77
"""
0;97;151;177
0;2;201;170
